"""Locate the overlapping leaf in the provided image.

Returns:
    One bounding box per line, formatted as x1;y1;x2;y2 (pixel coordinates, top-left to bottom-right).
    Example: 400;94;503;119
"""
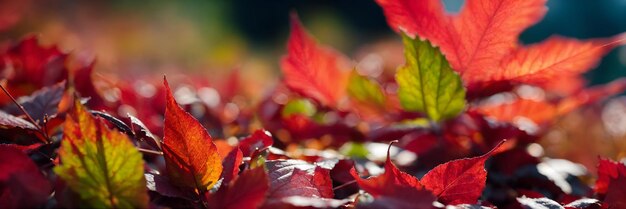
595;158;626;195
208;167;269;209
162;78;223;192
5;81;65;123
376;0;625;91
263;159;336;208
353;141;505;205
350;144;423;197
54;101;148;208
0;145;52;209
420;141;504;205
280;14;351;107
396;34;466;121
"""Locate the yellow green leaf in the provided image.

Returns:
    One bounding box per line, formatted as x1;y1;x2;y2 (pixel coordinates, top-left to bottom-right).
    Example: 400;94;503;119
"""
396;34;466;121
347;73;386;107
54;101;148;208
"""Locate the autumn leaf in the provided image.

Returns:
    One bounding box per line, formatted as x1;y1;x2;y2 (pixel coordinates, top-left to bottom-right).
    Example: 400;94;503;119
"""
54;100;148;208
128;114;161;150
476;98;557;125
350;143;437;208
605;175;626;209
0;145;52;209
347;73;386;107
448;0;547;81
476;78;626;125
280;13;351;107
396;34;466;121
557;78;626;115
350;143;423;197
208;167;269;209
0;110;38;130
376;0;624;91
489;36;624;85
356;186;436;209
265;160;334;201
420;141;505;205
221;147;243;184
0;36;67;99
239;129;273;157
595;158;626;195
162;78;223;192
5;81;65;124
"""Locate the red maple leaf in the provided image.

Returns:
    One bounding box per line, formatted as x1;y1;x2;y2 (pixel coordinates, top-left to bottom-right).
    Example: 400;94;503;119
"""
353;141;506;205
375;0;625;90
280;13;351;107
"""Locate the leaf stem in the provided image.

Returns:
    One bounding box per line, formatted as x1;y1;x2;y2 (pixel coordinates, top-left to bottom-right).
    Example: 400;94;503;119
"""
136;147;163;155
0;81;50;143
333;180;357;191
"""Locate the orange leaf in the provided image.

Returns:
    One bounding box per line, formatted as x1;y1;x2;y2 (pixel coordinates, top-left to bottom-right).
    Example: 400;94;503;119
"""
162;78;222;192
280;14;351;107
488;36;624;85
376;0;625;90
476;79;626;125
452;0;546;75
476;98;556;125
374;0;450;47
557;78;626;115
376;0;546;75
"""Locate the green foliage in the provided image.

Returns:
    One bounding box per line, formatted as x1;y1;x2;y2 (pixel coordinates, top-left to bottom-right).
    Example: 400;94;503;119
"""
396;34;466;121
282;99;317;118
348;73;386;107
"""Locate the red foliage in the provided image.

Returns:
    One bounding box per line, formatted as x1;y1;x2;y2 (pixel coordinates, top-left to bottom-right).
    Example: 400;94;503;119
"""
0;0;625;208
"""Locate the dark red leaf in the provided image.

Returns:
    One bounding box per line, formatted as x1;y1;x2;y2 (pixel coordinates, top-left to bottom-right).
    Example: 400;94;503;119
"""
351;143;437;208
239;129;273;157
420;141;505;205
144;170;195;200
72;62;107;110
351;144;422;197
0;36;67;101
0;110;37;130
356;186;436;209
5;81;65;124
208;167;269;209
0;0;29;31
221;147;243;184
0;145;52;209
128;114;161;150
265;160;334;200
604;175;626;209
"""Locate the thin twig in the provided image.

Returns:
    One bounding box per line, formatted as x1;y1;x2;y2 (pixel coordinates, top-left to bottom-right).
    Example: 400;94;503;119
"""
137;147;163;155
0;82;50;143
333;180;357;191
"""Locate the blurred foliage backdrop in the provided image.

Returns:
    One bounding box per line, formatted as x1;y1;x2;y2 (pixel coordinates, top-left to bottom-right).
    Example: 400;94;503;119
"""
2;0;626;85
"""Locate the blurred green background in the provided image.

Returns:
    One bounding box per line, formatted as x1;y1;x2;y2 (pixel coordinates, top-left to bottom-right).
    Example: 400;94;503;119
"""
2;0;625;85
